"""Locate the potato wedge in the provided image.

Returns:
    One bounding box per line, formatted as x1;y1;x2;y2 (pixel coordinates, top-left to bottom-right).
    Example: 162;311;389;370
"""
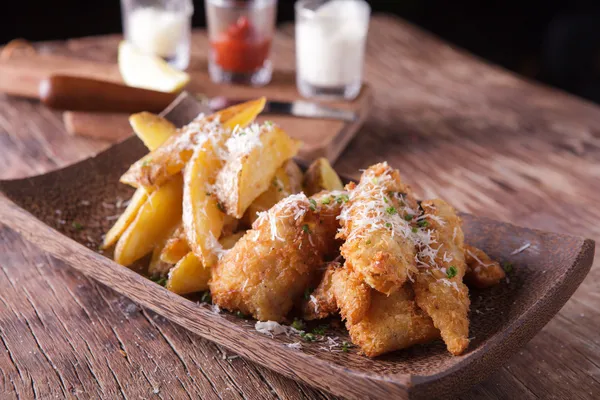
242;159;303;226
166;252;210;295
159;224;190;264
103;115;177;249
215;97;266;130
120;98;266;190
166;231;246;295
129;112;177;151
114;174;183;266
149;243;173;277
214;124;302;218
102;188;148;249
303;157;344;196
182;144;226;268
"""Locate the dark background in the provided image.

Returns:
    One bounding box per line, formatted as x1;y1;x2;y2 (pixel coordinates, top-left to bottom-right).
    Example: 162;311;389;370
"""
2;0;600;104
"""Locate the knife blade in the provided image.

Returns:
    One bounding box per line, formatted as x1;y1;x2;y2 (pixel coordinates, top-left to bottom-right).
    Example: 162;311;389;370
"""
40;75;357;122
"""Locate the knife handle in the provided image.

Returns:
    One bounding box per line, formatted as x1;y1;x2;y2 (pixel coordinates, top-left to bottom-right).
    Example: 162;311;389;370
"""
39;75;178;113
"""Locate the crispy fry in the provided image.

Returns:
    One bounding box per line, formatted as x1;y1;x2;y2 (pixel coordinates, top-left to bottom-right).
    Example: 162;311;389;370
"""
214;124;301;219
413;199;470;356
464;245;506;288
243;160;303;226
182;144;226;269
120;99;265;190
347;284;439;358
114;174;183;266
338;162;419;295
303;157;344;196
160;225;189;264
166;231;246;295
102;188;148;249
210;193;340;321
129;112;177;151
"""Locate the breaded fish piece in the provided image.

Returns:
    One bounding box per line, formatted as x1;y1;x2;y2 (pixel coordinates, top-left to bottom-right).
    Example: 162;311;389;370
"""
336;278;439;358
464;245;506;288
210;192;341;322
413;199;470;356
331;267;371;325
338;162;419;295
301;262;340;321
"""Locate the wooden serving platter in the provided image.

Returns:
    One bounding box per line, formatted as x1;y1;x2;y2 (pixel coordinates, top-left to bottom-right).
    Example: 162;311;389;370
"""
0;52;371;163
0;93;594;399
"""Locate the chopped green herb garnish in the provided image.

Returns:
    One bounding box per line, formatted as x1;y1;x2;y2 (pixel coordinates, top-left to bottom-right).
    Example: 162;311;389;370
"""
216;202;225;212
417;220;429;228
300;332;316;342
141;158;152;167
335;194;349;204
72;221;84;231
304;287;314;300
385;222;392;228
366;239;372;245
341;341;353;353
383;196;389;204
321;197;331;205
151;276;167;287
309;198;317;211
201;291;212;304
411;227;418;233
404;214;414;221
264;120;273;127
291;318;305;331
447;266;457;279
371;178;379;184
235;311;247;319
386;206;397;215
312;324;328;335
502;262;513;273
302;224;311;234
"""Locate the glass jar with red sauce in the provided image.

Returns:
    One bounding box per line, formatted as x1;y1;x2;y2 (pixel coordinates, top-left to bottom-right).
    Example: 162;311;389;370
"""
205;0;277;86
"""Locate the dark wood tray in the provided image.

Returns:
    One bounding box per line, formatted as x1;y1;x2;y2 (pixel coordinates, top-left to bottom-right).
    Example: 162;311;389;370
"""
0;93;594;399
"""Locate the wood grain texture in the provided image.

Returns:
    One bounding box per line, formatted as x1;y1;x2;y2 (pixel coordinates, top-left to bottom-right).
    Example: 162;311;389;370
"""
0;15;599;399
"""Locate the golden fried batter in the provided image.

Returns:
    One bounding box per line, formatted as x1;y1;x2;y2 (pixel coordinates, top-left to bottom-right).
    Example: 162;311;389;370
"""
210;192;341;321
301;262;340;321
464;245;506;288
413;199;470;356
331;267;371;325
335;277;439;357
337;163;419;295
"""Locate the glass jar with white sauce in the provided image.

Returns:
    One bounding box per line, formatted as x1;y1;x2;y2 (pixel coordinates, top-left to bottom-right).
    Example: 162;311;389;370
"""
295;0;370;100
121;0;194;70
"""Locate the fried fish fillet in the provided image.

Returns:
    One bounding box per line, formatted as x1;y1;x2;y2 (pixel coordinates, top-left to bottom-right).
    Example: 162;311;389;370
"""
301;262;340;321
413;199;470;355
337;162;419;295
331;266;439;357
464;245;506;288
210;192;342;321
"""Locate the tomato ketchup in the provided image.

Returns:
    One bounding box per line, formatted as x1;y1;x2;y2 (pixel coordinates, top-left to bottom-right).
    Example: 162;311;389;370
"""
210;16;272;73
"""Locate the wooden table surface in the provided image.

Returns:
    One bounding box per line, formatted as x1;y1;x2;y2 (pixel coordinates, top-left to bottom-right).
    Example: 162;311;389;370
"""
1;15;599;400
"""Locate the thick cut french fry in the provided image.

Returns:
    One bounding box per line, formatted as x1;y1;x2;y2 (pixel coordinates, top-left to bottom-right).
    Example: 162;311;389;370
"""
242;160;303;226
182;145;225;268
102;188;147;249
129;112;177;151
166;231;245;295
114;174;183;266
215;125;301;218
120;98;266;190
160;230;190;265
302;157;344;196
103;112;178;249
166;252;210;294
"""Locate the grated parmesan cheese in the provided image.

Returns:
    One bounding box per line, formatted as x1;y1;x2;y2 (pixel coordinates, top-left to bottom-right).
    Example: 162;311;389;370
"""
510;242;531;255
286;342;302;350
255;321;296;337
255;193;310;241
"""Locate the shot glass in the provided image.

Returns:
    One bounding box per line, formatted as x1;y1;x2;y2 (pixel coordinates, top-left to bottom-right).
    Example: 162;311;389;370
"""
295;0;370;100
121;0;194;70
205;0;277;86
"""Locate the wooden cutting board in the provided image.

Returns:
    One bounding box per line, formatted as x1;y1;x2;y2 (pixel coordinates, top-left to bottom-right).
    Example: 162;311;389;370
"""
0;52;371;162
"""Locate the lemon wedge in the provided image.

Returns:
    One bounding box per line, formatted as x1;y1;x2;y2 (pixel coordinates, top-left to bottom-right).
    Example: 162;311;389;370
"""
118;41;190;93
